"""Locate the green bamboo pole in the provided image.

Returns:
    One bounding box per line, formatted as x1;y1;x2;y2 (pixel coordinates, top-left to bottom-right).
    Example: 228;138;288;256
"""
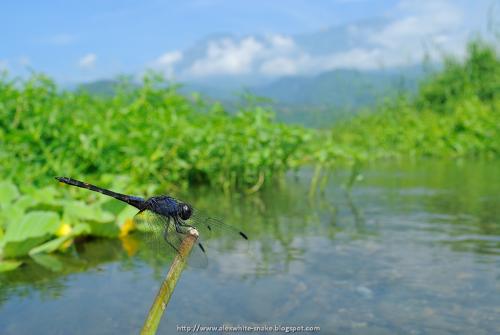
140;228;199;335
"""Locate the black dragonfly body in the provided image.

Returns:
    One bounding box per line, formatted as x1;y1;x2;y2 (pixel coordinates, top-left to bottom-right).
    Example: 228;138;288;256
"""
55;177;248;266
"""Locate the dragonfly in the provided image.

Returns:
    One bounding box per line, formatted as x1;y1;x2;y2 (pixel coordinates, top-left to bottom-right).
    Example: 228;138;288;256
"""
55;177;248;267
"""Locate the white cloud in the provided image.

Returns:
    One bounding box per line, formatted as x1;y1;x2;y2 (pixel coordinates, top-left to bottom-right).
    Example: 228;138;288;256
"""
152;50;183;77
371;1;462;49
157;0;474;78
300;0;467;72
356;0;466;67
185;32;392;77
188;37;264;76
266;34;295;50
156;51;183;66
185;34;301;77
78;53;97;69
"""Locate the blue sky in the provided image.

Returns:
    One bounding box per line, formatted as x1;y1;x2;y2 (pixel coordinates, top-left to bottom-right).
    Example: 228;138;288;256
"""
0;0;495;83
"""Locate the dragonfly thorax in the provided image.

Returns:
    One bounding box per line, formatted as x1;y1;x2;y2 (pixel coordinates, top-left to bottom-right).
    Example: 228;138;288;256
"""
144;196;193;221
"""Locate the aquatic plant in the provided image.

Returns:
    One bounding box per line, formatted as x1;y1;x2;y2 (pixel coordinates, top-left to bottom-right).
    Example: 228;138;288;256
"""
0;180;136;271
0;73;309;193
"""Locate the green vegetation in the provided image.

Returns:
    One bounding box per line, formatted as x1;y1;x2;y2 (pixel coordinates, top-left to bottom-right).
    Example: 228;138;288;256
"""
318;40;499;162
0;179;138;271
0;39;498;270
0;73;308;192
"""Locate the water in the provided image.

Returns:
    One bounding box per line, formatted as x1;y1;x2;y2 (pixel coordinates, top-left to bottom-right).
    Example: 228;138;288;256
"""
1;160;499;334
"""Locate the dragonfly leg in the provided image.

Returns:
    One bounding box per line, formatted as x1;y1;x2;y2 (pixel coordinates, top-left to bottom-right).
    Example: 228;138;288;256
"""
163;228;182;254
167;239;181;254
181;223;195;229
174;219;193;234
174;223;184;234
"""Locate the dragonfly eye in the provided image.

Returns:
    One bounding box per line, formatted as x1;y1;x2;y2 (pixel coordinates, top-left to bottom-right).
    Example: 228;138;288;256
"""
179;203;192;220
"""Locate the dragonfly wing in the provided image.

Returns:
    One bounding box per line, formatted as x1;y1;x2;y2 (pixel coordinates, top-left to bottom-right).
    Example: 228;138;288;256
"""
134;210;207;268
190;211;248;241
188;210;249;255
134;210;168;257
185;238;209;268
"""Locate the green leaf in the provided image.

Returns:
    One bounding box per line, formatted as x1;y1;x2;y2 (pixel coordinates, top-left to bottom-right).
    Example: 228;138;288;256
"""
0;260;23;272
2;236;51;258
0;195;36;227
63;201;114;223
30;253;63;272
0;203;28;230
29;236;72;255
0;181;20;205
29;186;61;206
2;211;60;244
0;211;60;258
14;195;39;211
71;222;92;236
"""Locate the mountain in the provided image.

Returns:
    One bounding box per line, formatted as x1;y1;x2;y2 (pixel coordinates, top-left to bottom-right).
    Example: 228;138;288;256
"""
252;67;423;107
184;66;424;127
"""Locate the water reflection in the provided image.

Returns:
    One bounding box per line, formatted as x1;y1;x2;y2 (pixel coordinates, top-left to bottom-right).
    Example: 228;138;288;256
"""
0;160;499;334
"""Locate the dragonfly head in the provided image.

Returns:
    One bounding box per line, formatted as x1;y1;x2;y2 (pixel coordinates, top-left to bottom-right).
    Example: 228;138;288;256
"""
178;202;193;220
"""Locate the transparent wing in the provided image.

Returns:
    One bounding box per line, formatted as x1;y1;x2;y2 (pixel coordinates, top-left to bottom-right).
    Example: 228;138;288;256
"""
188;210;250;265
190;210;249;244
134;210;165;256
134;210;208;268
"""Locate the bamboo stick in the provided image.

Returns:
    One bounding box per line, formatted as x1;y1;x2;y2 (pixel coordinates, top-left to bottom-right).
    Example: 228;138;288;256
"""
140;228;199;335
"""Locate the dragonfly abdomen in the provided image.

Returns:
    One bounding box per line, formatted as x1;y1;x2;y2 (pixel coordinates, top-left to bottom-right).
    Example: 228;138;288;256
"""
55;177;146;209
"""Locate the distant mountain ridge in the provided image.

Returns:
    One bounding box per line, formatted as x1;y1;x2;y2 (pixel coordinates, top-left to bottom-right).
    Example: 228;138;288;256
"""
251;67;423;107
77;65;423;104
76;65;425;127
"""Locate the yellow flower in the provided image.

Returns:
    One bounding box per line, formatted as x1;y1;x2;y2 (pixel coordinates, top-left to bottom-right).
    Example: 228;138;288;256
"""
56;222;72;237
119;218;136;237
